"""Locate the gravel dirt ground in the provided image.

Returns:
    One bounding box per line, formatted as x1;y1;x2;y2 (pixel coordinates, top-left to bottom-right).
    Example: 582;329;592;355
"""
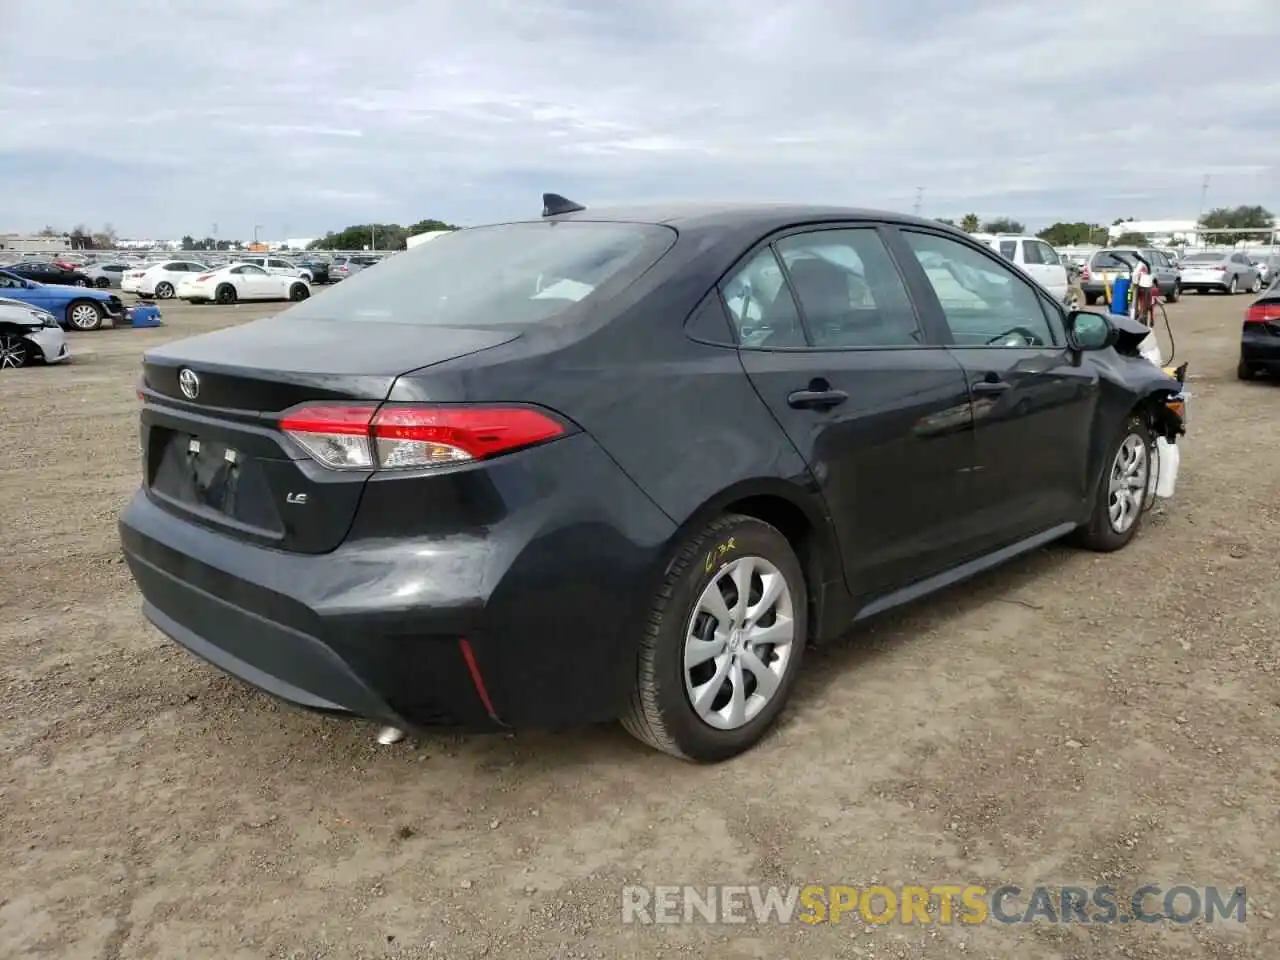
1;291;1276;960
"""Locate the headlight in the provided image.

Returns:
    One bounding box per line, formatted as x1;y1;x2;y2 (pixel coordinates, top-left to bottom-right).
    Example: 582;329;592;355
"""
28;309;58;328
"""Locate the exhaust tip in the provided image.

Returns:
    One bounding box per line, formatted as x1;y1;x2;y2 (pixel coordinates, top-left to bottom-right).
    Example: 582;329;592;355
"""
376;726;406;745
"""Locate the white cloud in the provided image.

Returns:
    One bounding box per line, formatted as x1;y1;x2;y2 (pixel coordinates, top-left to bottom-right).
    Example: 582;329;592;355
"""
1;0;1277;238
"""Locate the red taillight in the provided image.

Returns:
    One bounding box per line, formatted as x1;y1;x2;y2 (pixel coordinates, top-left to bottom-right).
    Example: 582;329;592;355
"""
1080;267;1091;281
1245;303;1280;324
279;403;567;471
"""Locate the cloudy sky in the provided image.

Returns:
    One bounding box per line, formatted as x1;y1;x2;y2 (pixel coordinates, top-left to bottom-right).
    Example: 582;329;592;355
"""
2;0;1277;241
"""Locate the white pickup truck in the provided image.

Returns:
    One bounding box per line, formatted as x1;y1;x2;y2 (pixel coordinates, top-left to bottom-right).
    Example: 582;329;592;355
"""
969;233;1072;305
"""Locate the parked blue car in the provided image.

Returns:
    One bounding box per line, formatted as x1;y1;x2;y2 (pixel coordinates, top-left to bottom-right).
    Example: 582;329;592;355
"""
0;270;126;330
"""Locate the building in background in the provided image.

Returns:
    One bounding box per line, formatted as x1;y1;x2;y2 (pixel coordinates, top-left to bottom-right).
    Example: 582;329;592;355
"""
0;233;72;253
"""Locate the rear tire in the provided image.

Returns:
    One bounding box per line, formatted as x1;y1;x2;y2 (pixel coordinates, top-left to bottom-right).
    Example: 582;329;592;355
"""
94;277;111;288
1167;281;1180;303
289;283;310;301
1227;276;1238;294
1250;276;1262;293
621;514;808;762
215;284;237;305
1072;415;1153;552
1237;360;1256;380
66;300;103;331
154;281;175;299
1085;292;1099;306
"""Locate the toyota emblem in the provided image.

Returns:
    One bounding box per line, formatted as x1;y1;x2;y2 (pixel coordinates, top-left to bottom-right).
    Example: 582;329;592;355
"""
178;368;200;400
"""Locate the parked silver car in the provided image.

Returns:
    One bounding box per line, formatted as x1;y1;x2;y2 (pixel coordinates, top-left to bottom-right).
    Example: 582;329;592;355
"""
81;261;133;288
1178;251;1261;294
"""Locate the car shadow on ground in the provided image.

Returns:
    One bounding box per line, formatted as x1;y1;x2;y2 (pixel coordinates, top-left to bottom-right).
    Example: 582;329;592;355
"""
179;540;1076;772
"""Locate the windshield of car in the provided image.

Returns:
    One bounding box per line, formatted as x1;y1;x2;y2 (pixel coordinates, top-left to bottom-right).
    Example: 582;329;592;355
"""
283;221;677;327
1180;253;1223;263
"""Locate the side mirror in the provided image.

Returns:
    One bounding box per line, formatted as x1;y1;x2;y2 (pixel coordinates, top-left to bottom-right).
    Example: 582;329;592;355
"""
1066;310;1115;351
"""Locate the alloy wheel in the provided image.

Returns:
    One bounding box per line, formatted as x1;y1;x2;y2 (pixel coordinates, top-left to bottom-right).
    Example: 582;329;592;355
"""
68;304;101;329
683;555;797;731
1107;434;1149;534
0;333;29;369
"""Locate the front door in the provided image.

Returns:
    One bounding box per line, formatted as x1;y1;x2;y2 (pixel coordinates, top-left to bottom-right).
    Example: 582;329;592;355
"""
890;228;1101;552
722;225;977;603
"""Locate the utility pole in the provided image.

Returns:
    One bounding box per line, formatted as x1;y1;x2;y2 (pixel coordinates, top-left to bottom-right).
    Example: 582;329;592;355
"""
253;224;263;246
1196;174;1210;244
371;224;376;252
913;187;924;217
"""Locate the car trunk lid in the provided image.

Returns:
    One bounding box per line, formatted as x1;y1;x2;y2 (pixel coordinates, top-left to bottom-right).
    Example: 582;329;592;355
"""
139;316;520;553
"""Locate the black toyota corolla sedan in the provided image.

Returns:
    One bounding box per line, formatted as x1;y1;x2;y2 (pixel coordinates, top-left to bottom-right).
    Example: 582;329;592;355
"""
119;195;1186;762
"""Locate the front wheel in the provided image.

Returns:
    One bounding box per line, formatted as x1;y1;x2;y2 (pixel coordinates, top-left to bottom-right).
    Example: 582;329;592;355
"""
621;515;808;762
1227;276;1238;294
1238;360;1256;380
1166;281;1181;303
66;300;103;331
288;283;310;301
94;277;111;288
1072;416;1153;552
0;331;30;369
1250;276;1262;293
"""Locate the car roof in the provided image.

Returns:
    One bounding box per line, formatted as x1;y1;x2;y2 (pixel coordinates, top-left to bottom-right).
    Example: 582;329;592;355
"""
519;202;955;236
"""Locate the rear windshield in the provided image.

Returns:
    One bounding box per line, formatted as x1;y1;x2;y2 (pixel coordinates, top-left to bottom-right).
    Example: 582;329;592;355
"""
1092;251;1138;269
1180;253;1223;262
282;221;675;327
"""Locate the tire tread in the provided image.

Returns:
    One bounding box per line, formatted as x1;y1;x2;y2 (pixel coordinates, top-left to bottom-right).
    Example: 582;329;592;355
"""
620;514;772;760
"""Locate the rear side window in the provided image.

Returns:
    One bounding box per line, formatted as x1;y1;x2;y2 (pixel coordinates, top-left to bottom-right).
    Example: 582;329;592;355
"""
721;248;805;348
774;229;920;347
1021;241;1044;265
998;240;1017;260
283;222;676;328
1034;241;1060;265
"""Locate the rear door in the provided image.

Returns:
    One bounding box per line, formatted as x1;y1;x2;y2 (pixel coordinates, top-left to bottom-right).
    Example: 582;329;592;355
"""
890;227;1100;551
724;223;978;601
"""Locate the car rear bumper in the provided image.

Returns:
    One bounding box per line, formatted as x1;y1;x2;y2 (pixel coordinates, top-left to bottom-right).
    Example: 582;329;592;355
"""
1241;330;1280;368
118;432;677;732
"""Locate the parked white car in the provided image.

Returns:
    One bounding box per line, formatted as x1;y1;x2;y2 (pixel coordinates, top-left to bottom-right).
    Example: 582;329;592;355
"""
970;233;1071;304
176;264;311;304
232;256;314;282
0;297;70;369
122;260;212;298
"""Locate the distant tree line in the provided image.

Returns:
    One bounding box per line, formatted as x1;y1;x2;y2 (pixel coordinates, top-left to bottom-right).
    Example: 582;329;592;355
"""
931;204;1274;248
180;237;244;251
36;223;118;249
308;219;460;252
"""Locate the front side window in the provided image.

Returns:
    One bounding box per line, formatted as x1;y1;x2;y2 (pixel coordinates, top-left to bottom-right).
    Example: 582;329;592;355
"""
774;229;920;347
901;231;1056;347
